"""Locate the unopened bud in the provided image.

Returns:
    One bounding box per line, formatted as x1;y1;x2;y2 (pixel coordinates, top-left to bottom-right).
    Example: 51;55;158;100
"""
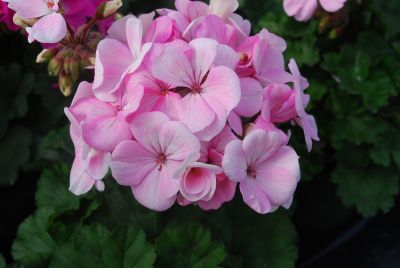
48;57;62;76
96;0;122;19
36;49;57;63
69;56;80;81
59;72;73;97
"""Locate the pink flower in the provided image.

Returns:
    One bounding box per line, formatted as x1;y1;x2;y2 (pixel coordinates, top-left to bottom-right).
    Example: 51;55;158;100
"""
178;126;237;209
289;59;319;152
236;29;290;86
70;78;144;153
93;15;152;101
284;0;347;22
110;112;201;211
0;0;19;31
222;129;300;214
228;77;264;136
65;82;111;195
5;0;67;43
152;38;241;141
261;83;297;123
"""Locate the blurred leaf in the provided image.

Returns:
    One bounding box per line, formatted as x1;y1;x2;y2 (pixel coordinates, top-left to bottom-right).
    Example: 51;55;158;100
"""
0;63;35;137
155;223;226;268
35;164;80;214
332;165;399;217
0;254;5;268
37;126;73;162
0;126;32;186
12;208;57;268
50;225;155;268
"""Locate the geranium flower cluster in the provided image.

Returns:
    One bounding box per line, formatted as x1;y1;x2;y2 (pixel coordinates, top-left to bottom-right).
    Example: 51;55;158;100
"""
4;0;118;43
65;0;319;214
284;0;347;21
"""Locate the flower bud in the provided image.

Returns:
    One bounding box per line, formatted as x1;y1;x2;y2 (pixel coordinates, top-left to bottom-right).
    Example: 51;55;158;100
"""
59;72;73;97
48;57;62;77
36;49;58;63
69;56;80;81
96;0;122;19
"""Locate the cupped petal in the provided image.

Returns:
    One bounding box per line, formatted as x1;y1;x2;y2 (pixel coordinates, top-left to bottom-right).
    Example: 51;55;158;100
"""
26;13;67;43
86;151;111;181
198;174;237;210
209;0;239;20
93;39;133;102
111;140;157;186
255;146;300;208
145;15;180;43
6;0;51;18
319;0;346;12
235;77;263;117
202;66;241;113
82;116;133;152
228;112;243;136
222;139;247;182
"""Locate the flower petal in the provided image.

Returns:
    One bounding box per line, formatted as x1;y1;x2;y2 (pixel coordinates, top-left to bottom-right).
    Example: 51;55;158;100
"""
26;13;67;43
222;139;247;182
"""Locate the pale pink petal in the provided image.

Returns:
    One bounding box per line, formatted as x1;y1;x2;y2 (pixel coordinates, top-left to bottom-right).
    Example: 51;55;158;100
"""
242;129;288;166
319;0;346;12
178;93;216;133
71;82;94;106
228;112;243;136
159;121;201;162
145;16;180;43
240;179;272;214
259;29;287;53
214;44;239;69
107;14;135;42
86;151;111;181
296;114;320;152
69;156;95;195
194;97;227;141
222;139;247;182
93;39;133;102
26;13;67;43
157;9;190;34
132;167;179;211
111;140;157;186
235;78;263;117
120;81;144;114
139;12;155;35
152;44;194;88
228;14;251;38
82;116;132;152
190;38;218;83
198;174;237;210
175;0;209;21
209;0;239;19
6;0;51;18
255;146;300;208
70;97;116;123
202;66;241;113
130;112;170;152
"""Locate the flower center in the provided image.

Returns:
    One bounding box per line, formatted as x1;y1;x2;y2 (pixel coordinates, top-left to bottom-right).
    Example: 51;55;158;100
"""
239;53;249;65
247;167;256;179
157;153;167;171
192;83;202;94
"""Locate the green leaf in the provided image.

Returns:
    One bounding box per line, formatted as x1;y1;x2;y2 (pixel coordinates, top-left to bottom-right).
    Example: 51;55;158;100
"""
207;206;298;268
369;146;392;167
12;208;58;267
50;225;155;268
0;254;5;268
37;126;73;162
332;165;399;217
35;164;80;214
0;64;35;137
0;126;32;186
155;223;226;268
